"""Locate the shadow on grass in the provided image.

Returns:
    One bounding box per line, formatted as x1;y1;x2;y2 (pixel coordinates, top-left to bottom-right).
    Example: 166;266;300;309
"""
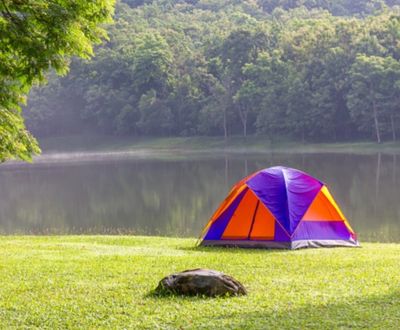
179;245;290;254
209;290;400;328
145;289;239;300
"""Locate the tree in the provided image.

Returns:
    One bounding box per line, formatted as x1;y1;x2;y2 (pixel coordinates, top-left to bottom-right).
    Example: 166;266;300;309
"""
247;51;290;139
347;55;400;143
233;80;258;137
218;29;269;137
385;66;400;141
0;0;115;161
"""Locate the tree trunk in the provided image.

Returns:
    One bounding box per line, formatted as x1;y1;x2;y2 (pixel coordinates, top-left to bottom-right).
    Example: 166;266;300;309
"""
375;152;381;215
390;114;396;142
223;108;228;140
372;100;381;144
224;154;229;187
238;106;247;137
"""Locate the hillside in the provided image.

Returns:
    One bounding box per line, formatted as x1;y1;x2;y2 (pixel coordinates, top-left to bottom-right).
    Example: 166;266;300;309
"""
24;0;400;143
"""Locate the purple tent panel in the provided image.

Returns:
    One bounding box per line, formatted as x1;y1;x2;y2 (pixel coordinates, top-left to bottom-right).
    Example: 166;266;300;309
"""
246;166;322;235
203;188;247;240
292;221;351;241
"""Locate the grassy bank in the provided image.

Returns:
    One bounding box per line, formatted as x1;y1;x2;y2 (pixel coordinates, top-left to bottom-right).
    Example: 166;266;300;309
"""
38;134;400;155
0;236;399;329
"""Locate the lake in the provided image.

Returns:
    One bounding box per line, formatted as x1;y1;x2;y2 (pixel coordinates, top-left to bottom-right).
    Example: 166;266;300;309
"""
0;151;399;242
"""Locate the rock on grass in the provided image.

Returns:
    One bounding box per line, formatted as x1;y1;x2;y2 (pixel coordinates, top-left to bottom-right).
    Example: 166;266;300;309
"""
155;268;247;297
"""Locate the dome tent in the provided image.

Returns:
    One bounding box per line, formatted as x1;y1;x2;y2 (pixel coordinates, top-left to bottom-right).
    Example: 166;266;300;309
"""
199;166;359;249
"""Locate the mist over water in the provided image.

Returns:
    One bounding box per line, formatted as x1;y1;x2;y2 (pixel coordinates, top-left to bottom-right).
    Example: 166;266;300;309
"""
0;152;399;242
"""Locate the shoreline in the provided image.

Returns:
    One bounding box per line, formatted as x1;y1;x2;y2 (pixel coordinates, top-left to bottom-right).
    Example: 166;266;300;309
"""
36;135;400;155
0;234;398;244
1;135;398;166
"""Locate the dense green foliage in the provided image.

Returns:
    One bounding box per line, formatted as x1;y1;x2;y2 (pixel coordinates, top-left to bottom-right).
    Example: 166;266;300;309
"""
24;0;400;142
0;0;115;161
257;0;400;16
0;236;400;328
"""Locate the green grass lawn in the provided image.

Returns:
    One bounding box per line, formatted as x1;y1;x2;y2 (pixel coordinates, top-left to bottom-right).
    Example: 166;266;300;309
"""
0;236;399;329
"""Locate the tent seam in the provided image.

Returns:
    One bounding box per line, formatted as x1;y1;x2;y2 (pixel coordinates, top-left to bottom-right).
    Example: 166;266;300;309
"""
281;168;291;234
247;185;291;238
290;185;324;238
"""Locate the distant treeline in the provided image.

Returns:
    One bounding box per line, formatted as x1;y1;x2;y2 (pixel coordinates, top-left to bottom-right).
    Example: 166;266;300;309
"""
24;0;400;143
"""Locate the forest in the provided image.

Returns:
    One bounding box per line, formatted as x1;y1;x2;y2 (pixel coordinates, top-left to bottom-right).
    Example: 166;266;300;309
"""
24;0;400;143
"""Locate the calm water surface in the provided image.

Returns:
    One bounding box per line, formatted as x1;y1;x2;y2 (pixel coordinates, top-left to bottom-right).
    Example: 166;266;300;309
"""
0;152;399;242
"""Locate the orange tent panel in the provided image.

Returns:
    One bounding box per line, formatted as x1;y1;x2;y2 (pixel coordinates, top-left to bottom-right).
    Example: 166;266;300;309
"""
321;186;355;234
222;189;258;239
209;184;247;224
250;201;275;240
302;187;344;221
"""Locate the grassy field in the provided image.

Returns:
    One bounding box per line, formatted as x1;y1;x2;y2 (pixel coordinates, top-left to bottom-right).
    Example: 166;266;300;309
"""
38;134;400;155
0;236;399;329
